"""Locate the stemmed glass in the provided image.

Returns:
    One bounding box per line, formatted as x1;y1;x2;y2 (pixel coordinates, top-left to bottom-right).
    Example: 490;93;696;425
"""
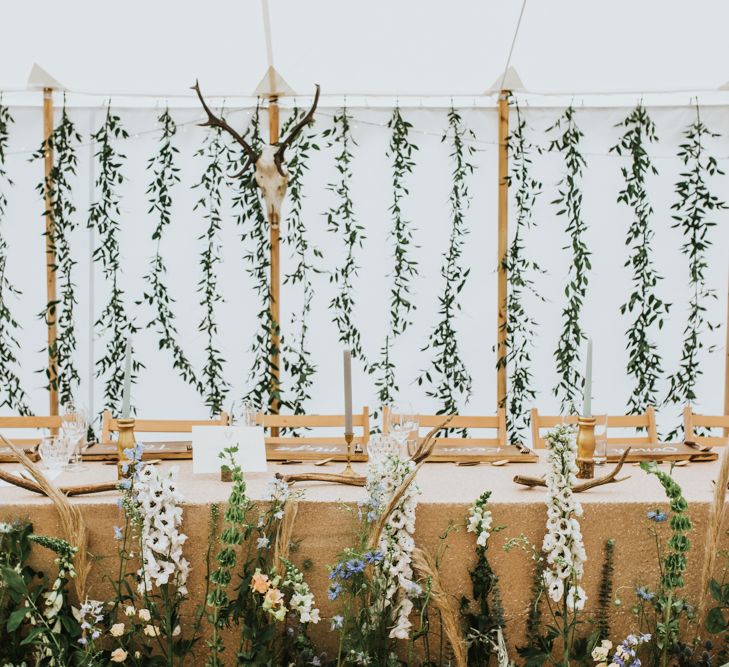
61;401;88;472
594;415;609;465
230;399;258;427
388;403;419;457
38;436;70;473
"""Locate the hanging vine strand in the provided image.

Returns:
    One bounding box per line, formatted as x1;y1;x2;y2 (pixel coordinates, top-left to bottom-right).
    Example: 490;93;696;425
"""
229;104;280;412
323;106;367;364
547;105;590;415
501;98;543;443
33;97;82;407
193;112;230;416
141;107;201;393
371;106;419;411
610;104;670;415
281;107;320;416
0;100;30;414
417;107;474;418
89;104;142;414
664;104;726;436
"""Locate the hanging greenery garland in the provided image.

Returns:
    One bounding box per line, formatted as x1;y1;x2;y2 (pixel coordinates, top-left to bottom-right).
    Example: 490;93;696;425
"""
323;106;367;364
664;105;726;431
547;105;590;415
610;104;669;414
0;100;30;414
371;106;419;410
281;107;320;416
34;97;82;407
89;104;142;414
141;107;201;392
502;98;543;443
193;111;230;416
417;107;474;416
229;104;278;412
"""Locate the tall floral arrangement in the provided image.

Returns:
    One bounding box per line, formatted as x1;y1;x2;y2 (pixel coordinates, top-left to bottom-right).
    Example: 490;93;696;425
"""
664;105;726;436
89;104;141;414
193;114;230;415
610;104;669;415
547;105;590;415
0;100;30;414
418;107;474;418
324;106;367;364
34;97;82;406
503;98;543;442
142;107;201;393
372;106;419;410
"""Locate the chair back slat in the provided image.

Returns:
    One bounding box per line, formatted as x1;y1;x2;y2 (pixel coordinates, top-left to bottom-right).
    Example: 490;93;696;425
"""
530;407;658;449
101;411;229;442
255;408;370;446
0;415;62;445
683;406;729;447
382;407;508;448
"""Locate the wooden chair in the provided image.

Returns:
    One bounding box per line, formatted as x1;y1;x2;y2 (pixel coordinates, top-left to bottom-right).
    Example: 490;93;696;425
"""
0;415;62;446
100;410;229;443
530;407;659;449
382;406;508;451
683;406;729;448
254;409;370;456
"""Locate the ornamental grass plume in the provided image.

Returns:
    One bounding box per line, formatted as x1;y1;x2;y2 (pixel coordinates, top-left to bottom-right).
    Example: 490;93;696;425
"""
698;446;729;624
272;497;298;576
3;433;90;601
411;546;467;667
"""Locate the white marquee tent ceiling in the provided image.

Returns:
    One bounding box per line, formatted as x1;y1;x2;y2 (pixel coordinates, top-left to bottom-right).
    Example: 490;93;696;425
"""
3;0;729;106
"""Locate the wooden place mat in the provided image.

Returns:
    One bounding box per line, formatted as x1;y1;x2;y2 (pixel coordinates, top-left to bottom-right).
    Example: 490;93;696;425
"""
83;441;369;463
605;442;717;463
427;446;538;463
0;446;39;463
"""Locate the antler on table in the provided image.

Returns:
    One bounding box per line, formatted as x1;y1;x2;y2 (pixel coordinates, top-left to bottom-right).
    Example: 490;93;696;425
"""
513;448;632;492
276;471;365;487
192;80;260;171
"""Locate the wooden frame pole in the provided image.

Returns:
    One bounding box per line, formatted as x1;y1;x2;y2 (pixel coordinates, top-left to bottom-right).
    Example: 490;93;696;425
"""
268;97;281;420
724;267;729;434
43;87;58;417
496;90;509;411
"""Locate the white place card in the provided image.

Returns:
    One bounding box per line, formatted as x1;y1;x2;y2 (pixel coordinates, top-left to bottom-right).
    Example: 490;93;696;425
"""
191;426;267;474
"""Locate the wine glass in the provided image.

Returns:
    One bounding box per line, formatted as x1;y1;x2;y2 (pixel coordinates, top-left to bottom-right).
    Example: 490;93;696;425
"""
388;403;419;457
38;436;70;472
61;401;87;472
230;399;258;427
594;415;609;465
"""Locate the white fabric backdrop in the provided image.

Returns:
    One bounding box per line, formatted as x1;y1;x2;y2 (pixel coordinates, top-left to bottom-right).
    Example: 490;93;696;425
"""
1;102;728;439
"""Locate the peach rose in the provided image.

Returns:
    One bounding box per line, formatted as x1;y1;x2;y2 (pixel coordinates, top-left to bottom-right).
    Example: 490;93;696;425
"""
110;648;128;663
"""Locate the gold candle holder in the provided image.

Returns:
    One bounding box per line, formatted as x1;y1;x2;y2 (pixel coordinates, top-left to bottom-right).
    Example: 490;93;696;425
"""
576;416;596;479
339;432;356;477
116;418;136;480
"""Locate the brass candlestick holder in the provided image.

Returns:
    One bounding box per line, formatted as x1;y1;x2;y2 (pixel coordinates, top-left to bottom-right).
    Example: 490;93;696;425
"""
339;432;356;477
116;418;136;480
576;416;596;479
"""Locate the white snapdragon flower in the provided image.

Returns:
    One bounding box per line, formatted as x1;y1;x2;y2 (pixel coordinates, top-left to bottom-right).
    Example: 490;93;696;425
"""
542;426;586;608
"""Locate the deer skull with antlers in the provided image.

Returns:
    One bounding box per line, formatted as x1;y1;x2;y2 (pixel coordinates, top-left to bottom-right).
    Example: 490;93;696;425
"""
192;81;320;229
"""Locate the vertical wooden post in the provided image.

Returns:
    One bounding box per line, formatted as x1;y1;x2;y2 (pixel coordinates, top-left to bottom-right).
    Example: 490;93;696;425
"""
268;96;281;422
43;87;58;418
496;90;509;412
724;268;729;434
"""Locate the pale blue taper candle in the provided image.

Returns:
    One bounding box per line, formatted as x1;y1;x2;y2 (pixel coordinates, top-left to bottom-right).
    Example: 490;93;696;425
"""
121;337;132;419
583;338;593;418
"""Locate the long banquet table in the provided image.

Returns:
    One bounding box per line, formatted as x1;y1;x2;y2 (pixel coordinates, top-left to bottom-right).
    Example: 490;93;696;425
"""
1;454;727;655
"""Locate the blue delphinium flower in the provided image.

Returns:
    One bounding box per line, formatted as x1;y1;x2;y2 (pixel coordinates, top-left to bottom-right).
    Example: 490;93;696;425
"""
328;583;342;601
330;614;344;630
364;550;383;565
119;478;132;490
345;559;365;575
647;509;667;522
635;586;654;601
113;526;123;541
329;564;344;580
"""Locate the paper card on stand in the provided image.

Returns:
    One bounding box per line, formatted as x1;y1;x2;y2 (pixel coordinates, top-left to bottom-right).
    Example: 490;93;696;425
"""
191;426;267;474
